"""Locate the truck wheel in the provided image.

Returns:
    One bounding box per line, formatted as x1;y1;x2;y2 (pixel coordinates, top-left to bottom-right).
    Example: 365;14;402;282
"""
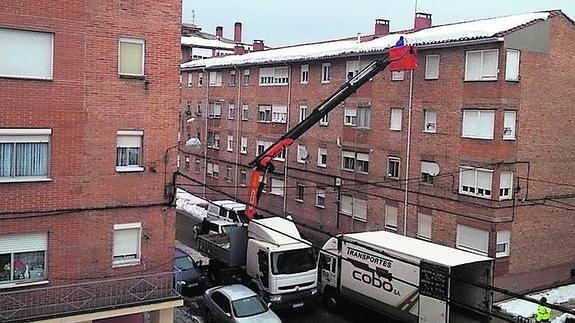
323;289;339;311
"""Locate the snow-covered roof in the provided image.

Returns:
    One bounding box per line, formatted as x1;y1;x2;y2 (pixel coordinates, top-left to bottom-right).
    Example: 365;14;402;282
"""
181;11;550;69
181;36;237;50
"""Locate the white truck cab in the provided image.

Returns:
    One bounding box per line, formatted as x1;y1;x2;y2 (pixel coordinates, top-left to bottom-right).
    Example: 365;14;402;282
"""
207;200;248;224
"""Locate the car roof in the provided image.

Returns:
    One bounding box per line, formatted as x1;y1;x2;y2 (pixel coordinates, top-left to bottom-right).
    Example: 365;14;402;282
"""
208;219;239;226
212;200;246;209
215;284;257;300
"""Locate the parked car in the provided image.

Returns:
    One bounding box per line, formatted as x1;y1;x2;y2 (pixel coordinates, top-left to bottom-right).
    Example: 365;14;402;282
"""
203;284;282;323
193;219;241;241
207;200;248;224
174;248;206;291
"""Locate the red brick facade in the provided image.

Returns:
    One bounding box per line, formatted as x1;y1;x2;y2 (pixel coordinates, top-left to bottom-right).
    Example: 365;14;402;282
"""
0;0;181;315
180;13;575;293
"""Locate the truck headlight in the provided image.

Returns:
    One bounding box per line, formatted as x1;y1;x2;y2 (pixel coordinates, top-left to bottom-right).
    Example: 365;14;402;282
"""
269;295;282;302
177;281;186;285
310;288;317;295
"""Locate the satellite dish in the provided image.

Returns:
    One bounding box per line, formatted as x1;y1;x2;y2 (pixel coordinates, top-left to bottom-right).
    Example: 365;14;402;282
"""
185;137;202;151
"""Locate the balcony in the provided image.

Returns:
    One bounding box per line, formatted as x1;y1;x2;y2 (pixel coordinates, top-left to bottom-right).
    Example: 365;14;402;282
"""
0;272;181;322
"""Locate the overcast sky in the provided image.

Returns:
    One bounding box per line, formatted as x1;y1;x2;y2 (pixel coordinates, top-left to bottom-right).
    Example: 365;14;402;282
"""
182;0;575;47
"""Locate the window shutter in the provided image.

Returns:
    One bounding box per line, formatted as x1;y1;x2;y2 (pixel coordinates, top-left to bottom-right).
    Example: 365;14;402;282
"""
456;225;489;255
424;110;437;132
356;153;369;162
0;29;53;79
113;228;139;257
505;49;520;81
460;167;475;188
417;214;432;240
462;110;479;137
465;51;482;80
479;111;495;139
425;55;440;80
385;206;398;229
119;39;144;76
476;170;492;192
354;198;367;221
345;108;357;117
496;230;511;257
117;134;142;147
503;111;517;139
341;195;353;214
390;108;402;130
0;233;47;254
482;50;499;79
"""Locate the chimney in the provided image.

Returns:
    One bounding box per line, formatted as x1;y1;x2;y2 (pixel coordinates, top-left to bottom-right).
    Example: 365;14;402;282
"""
234;22;242;43
374;19;390;36
234;45;245;55
215;26;223;39
414;12;432;30
253;40;264;52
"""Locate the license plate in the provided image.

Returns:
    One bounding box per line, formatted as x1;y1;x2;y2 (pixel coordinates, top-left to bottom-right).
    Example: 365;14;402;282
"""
293;303;304;308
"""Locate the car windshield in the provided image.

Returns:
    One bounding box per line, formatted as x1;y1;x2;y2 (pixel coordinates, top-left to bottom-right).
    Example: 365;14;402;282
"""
236;210;248;223
174;255;195;271
232;295;268;318
271;247;316;275
221;225;235;235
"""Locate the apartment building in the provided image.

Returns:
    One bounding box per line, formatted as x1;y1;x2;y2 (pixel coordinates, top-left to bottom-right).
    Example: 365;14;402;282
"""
0;1;181;322
180;11;575;293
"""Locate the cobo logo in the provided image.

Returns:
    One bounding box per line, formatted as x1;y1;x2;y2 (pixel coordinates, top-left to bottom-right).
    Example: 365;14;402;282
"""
352;270;393;292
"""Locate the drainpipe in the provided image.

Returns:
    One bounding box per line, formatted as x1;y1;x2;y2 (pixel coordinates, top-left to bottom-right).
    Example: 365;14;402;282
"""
203;67;209;199
234;66;241;200
403;70;414;236
283;65;292;215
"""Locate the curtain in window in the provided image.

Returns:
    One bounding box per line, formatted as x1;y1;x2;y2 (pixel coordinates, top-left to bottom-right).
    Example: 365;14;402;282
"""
0;143;48;178
0;143;14;177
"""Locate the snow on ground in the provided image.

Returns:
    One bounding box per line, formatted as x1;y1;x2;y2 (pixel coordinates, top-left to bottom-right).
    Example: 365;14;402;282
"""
176;188;208;221
552;309;575;323
498;284;575;319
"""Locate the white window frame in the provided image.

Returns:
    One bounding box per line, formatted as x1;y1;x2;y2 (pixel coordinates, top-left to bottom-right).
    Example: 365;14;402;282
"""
0;129;52;182
207;132;220;149
241;104;249;121
299;105;307;122
270;178;284;196
271;105;287;123
462;110;495;139
417;213;432;241
456;225;489;256
503;110;517;140
356;107;371;128
505;49;520;81
340;195;367;222
197;72;203;86
240;137;248;154
206;162;219;178
226;135;234;152
459;166;493;199
499;171;513;200
297;145;307;164
300;64;309;84
208;71;223;87
112;223;141;266
225;166;233;182
317;148;327;168
384;205;398;231
187;73;193;87
259;67;289;86
208;102;222;119
344;108;357;126
240;170;247;186
229;70;236;86
321;63;331;83
258;105;272;123
228;104;235;120
390;108;402;131
243;69;250;85
118;38;145;77
256;140;271;156
320;114;329;126
116;130;144;172
0;28;53;80
0;232;49;285
496;230;511;258
316;188;326;208
391;70;404;81
346;60;360;81
465;49;499;81
423;110;437;133
425;55;440;80
342;151;356;171
295;183;305;202
387;157;400;179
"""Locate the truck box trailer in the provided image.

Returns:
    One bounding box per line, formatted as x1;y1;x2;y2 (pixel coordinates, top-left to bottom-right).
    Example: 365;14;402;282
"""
318;231;494;323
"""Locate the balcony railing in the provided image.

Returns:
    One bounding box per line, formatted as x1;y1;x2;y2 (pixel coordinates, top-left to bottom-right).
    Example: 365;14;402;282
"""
0;271;181;322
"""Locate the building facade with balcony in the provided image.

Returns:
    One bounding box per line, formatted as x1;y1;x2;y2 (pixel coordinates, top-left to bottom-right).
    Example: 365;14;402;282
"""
0;1;182;322
180;10;575;294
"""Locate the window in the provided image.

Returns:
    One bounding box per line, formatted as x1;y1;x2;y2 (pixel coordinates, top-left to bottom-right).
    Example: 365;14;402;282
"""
456;225;489;256
340;195;367;222
258;105;272;122
505;49;520;81
227;135;234;152
240;137;248;154
345;106;371;128
387;157;400;179
297;145;307;163
243;69;250;85
356;153;369;173
197;72;203;86
240;170;247;186
241;104;249;121
225;166;233;182
116;130;143;172
259;67;289;86
194;159;200;174
496;230;511;257
207;132;220;149
296;183;304;202
417;213;432;241
299;105;307;122
503;111;517;140
228;104;235;120
384;205;398;231
207;162;219;178
317;148;327;167
208;102;222;119
0;233;48;284
421;161;439;185
209;71;222;86
0;129;51;182
459;167;493;198
321;63;331;83
425;55;440;80
320;114;329;126
423;110;437;133
270;178;284;196
196;102;202;115
462;110;495;139
274;148;286;161
499;171;513;200
113;223;141;265
0;28;53;79
184;157;190;170
119;38;145;77
465;49;499;81
229;70;236;86
316;187;326;208
344;108;357;126
272;105;287;123
346;61;360;80
256;140;270;156
391;70;404;81
187;73;193;87
300;64;309;84
342;151;355;171
390;108;402;130
342;151;369;173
